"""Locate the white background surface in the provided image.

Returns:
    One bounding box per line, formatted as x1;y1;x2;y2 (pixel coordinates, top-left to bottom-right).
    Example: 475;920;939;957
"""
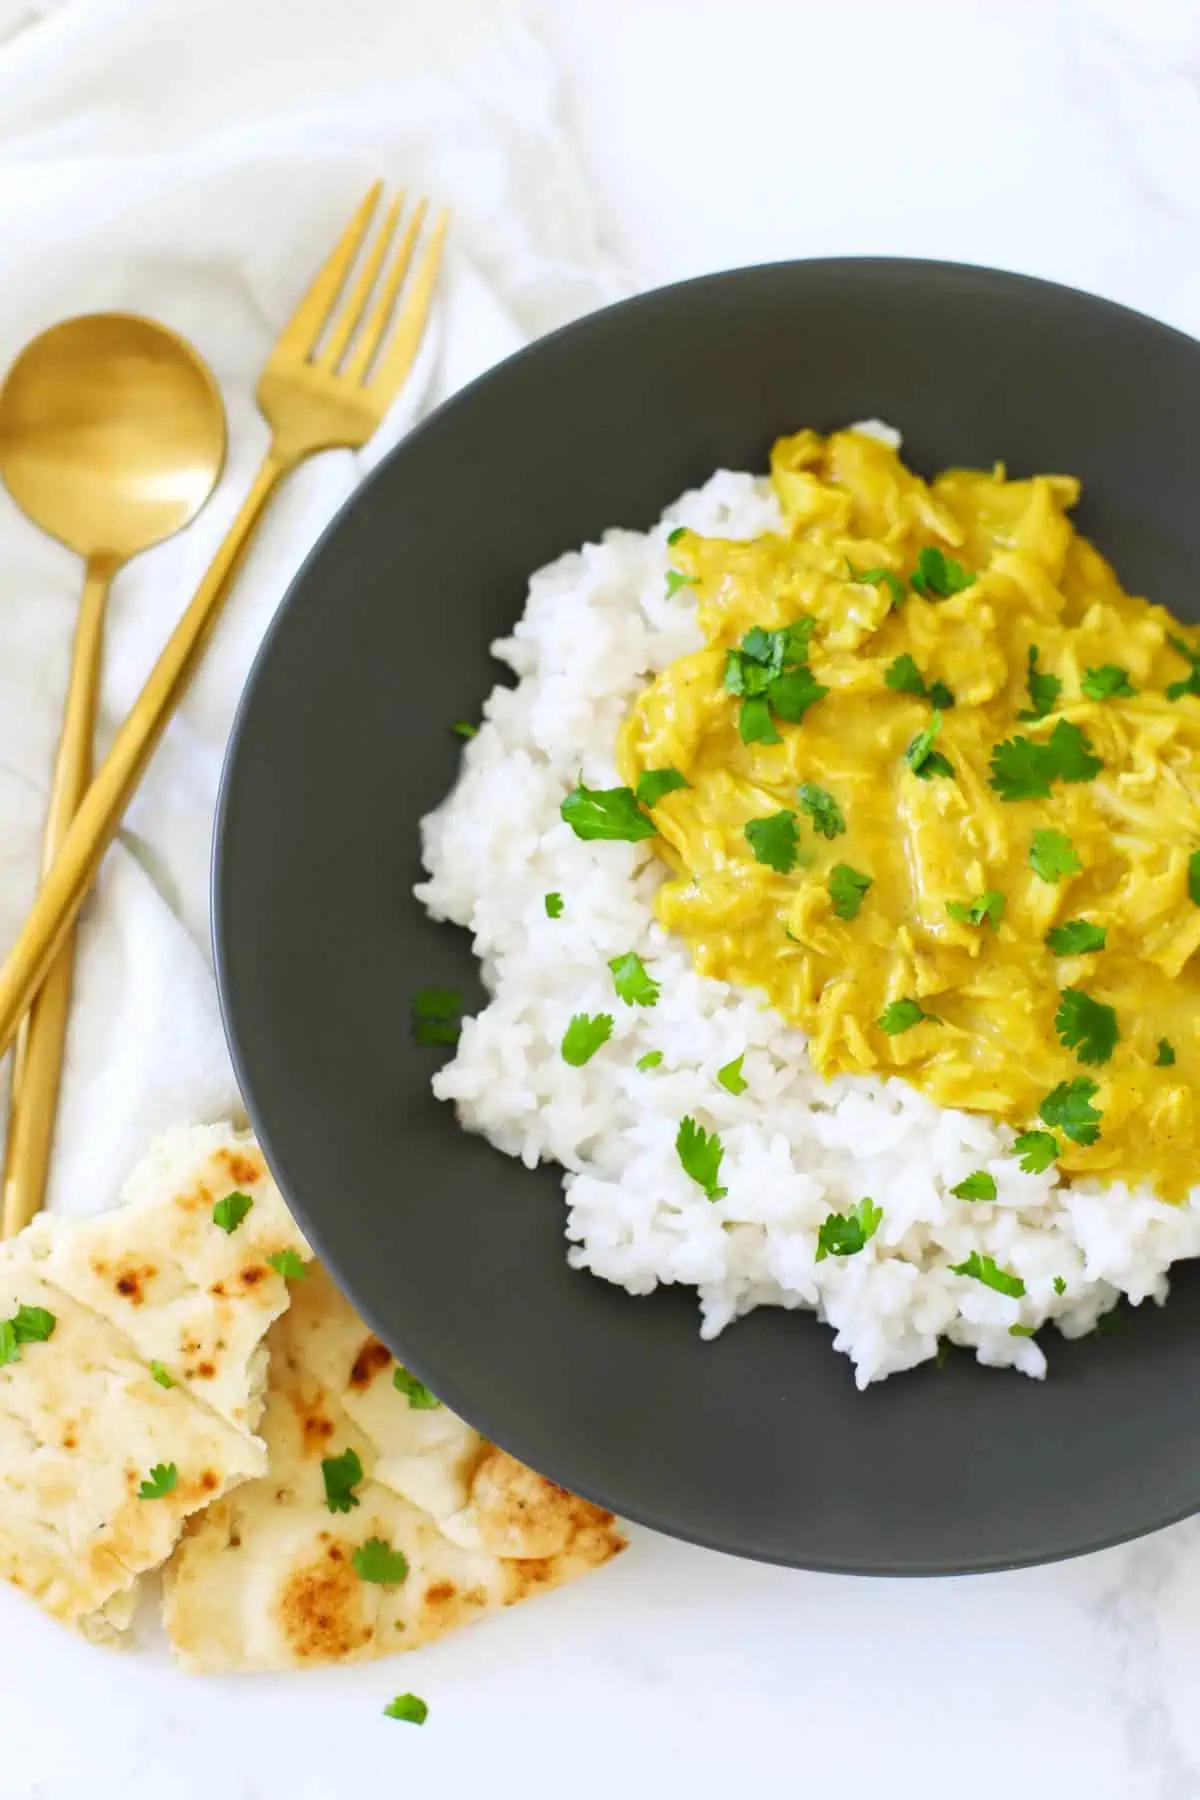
4;1;1200;1796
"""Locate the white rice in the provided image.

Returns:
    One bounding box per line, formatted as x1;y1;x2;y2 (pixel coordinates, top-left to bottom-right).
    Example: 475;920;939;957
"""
416;446;1200;1387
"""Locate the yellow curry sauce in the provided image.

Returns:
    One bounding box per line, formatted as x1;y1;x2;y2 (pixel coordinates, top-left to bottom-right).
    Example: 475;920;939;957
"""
617;428;1200;1200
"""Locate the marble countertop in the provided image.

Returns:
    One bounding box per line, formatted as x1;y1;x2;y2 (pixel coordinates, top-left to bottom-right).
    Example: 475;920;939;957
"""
8;1;1200;1795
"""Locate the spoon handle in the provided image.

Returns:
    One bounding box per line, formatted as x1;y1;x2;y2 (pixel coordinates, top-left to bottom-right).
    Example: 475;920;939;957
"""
0;451;290;1124
1;556;116;1238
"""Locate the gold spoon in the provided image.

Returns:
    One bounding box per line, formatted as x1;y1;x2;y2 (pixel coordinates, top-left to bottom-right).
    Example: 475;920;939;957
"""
0;313;226;1237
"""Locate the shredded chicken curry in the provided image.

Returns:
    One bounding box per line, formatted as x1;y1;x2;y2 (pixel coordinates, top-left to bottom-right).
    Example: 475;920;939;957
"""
618;428;1200;1200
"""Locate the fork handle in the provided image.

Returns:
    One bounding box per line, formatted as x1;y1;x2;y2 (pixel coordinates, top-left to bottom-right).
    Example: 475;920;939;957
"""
0;449;291;1082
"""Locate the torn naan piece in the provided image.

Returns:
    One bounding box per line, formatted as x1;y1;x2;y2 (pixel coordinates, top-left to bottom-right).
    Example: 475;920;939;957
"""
0;1123;313;1643
162;1264;626;1672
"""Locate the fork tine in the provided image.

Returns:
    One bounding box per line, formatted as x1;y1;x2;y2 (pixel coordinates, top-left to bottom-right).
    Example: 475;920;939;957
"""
362;209;448;403
275;181;383;361
316;192;404;372
342;198;428;385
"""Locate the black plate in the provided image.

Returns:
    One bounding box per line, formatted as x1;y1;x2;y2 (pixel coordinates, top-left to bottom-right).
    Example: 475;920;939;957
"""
215;258;1200;1574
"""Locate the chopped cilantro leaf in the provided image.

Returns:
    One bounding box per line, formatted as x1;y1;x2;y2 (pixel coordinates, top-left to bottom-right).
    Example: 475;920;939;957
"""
11;1305;54;1345
1017;645;1062;721
636;767;690;808
910;545;975;599
450;720;477;739
561;780;656;842
1053;1275;1067;1295
561;1013;613;1066
322;1447;364;1514
1013;1130;1060;1173
1009;1324;1037;1337
353;1537;410;1584
1156;1038;1176;1067
928;680;956;711
738;694;780;744
877;997;936;1035
989;734;1057;800
393;1365;439;1409
665;569;698;598
1029;829;1081;884
952;1171;997;1202
676;1117;726;1200
1189;849;1200;906
636;1050;663;1071
1040;1077;1102;1146
149;1360;174;1389
1167;634;1200;700
744;809;799;875
768;665;829;723
725;620;825;739
796;782;845;839
212;1190;253;1235
1055;988;1119;1066
667;526;687;545
267;1250;307;1280
411;986;463;1047
1046;919;1107;955
137;1462;178;1501
850;564;906;608
1081;664;1135;700
717;1054;747;1096
608;951;660;1007
544;891;564;919
905;711;954;779
886;653;926;698
0;1321;16;1368
815;1196;882;1261
1048;718;1103;784
829;864;873;921
384;1695;428;1725
949;1252;1025;1298
946;890;1005;929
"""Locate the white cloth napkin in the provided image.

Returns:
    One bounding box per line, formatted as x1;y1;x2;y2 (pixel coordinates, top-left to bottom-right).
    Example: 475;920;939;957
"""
0;0;621;1218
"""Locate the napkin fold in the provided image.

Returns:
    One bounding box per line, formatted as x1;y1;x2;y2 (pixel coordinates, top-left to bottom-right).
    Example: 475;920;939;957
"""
0;0;621;1218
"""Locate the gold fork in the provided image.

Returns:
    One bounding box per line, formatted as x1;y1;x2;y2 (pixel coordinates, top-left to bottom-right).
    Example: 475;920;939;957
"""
0;183;446;1236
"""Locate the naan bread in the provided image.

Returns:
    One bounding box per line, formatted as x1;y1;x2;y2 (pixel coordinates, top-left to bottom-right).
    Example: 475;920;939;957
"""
162;1264;626;1672
0;1124;313;1643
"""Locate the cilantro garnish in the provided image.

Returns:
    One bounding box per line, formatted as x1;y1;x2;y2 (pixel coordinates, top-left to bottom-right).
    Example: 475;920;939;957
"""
450;720;477;740
1055;988;1119;1066
353;1537;410;1585
951;1171;997;1202
665;569;699;599
561;780;656;842
829;864;872;921
1053;1275;1067;1296
949;1252;1025;1298
1156;1038;1176;1067
1040;1077;1102;1145
717;1054;747;1096
905;711;954;779
724;620;826;742
1166;634;1200;701
849;564;906;608
884;654;954;709
636;767;690;808
322;1447;364;1514
608;952;660;1007
878;997;936;1035
946;890;1005;929
544;892;564;919
910;546;975;598
0;1303;56;1368
394;1365;440;1409
989;719;1102;800
561;1013;613;1066
796;782;845;839
1081;664;1135;700
149;1360;174;1389
384;1695;428;1725
1017;645;1061;721
1189;849;1200;906
1046;919;1106;955
667;526;687;545
1029;829;1081;884
212;1190;253;1235
267;1250;307;1280
137;1463;178;1501
1009;1324;1037;1338
636;1050;663;1071
1013;1130;1060;1173
411;986;464;1047
815;1196;882;1261
676;1117;726;1200
744;809;800;875
0;1323;15;1369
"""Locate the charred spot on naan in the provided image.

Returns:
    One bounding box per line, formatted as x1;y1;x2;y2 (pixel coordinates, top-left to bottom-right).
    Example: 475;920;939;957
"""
349;1336;393;1389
